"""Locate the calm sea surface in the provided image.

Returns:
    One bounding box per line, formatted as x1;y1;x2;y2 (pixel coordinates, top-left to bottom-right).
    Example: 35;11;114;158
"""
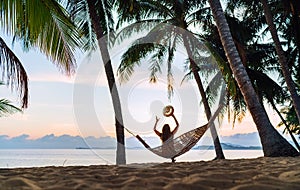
0;149;263;168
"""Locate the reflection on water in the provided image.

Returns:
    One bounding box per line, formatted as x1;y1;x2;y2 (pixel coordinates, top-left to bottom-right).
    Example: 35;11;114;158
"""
0;149;263;168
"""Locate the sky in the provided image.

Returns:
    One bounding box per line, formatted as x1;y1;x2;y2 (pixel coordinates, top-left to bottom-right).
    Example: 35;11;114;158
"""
0;32;288;144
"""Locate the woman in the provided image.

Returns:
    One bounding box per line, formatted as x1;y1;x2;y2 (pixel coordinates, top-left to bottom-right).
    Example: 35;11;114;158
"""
153;113;179;162
153;114;179;142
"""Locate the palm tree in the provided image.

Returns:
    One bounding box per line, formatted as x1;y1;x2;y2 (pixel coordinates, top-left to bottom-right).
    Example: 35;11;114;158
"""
67;0;126;165
0;0;80;108
203;2;300;151
260;0;300;125
203;6;297;144
208;0;299;156
116;0;225;159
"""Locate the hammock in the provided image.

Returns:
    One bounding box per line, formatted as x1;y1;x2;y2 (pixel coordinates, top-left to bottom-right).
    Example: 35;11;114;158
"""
135;123;209;160
125;104;223;162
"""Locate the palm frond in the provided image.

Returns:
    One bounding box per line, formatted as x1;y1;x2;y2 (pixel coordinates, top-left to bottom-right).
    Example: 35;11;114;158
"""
204;41;237;97
115;0;172;28
180;70;193;85
1;0;80;75
67;0;97;51
0;99;22;117
166;35;177;99
246;68;289;104
231;92;247;126
205;72;224;107
0;38;28;108
277;105;300;135
118;40;160;83
186;7;212;28
113;19;163;46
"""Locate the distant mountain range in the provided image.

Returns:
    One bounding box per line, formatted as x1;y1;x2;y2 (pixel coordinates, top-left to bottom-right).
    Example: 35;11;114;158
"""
76;143;262;150
193;143;261;150
0;132;265;149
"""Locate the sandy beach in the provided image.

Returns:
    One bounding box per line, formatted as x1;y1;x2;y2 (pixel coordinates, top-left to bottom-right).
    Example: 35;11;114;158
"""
0;157;299;190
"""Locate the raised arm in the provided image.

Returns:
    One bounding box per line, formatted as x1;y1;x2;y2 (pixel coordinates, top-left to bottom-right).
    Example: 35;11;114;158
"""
153;116;161;137
171;114;179;135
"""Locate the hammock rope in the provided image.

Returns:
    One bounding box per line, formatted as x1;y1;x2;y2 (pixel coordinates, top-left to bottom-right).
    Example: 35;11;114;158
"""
123;104;224;161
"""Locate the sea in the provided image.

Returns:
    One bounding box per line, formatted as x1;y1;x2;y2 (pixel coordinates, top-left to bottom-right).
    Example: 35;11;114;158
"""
0;149;263;168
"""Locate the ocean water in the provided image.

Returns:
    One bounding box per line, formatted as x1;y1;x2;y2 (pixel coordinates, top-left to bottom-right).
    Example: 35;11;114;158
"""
0;149;263;168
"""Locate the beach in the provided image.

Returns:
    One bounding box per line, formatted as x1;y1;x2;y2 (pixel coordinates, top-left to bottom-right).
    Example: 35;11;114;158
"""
0;157;299;189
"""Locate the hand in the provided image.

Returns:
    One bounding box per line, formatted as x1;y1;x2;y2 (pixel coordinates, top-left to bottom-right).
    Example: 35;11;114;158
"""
155;116;160;123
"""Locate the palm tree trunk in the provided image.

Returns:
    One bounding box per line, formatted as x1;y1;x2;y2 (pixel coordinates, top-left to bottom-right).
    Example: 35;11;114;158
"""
183;36;225;159
87;0;126;165
208;0;299;157
260;0;300;124
290;0;300;63
269;100;300;152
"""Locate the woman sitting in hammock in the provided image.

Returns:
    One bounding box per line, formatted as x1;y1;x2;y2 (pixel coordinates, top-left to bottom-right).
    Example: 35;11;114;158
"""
153;106;179;162
153;106;179;142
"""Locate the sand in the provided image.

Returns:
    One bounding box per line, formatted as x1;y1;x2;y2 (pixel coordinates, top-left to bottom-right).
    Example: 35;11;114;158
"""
0;157;299;190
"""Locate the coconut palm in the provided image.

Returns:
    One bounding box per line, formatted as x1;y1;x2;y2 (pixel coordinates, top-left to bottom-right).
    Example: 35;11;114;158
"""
208;0;299;156
224;0;300;151
204;1;300;151
0;0;80;108
66;0;126;164
186;41;300;151
116;0;225;159
260;0;300;126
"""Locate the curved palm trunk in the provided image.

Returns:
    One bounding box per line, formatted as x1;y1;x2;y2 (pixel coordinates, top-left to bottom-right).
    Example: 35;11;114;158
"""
289;0;300;62
208;0;299;156
183;37;225;159
87;0;126;165
260;0;300;124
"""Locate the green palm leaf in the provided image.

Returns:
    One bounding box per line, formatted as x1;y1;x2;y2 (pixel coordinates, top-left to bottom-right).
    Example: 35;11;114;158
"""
0;38;28;108
0;0;80;75
0;98;21;117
